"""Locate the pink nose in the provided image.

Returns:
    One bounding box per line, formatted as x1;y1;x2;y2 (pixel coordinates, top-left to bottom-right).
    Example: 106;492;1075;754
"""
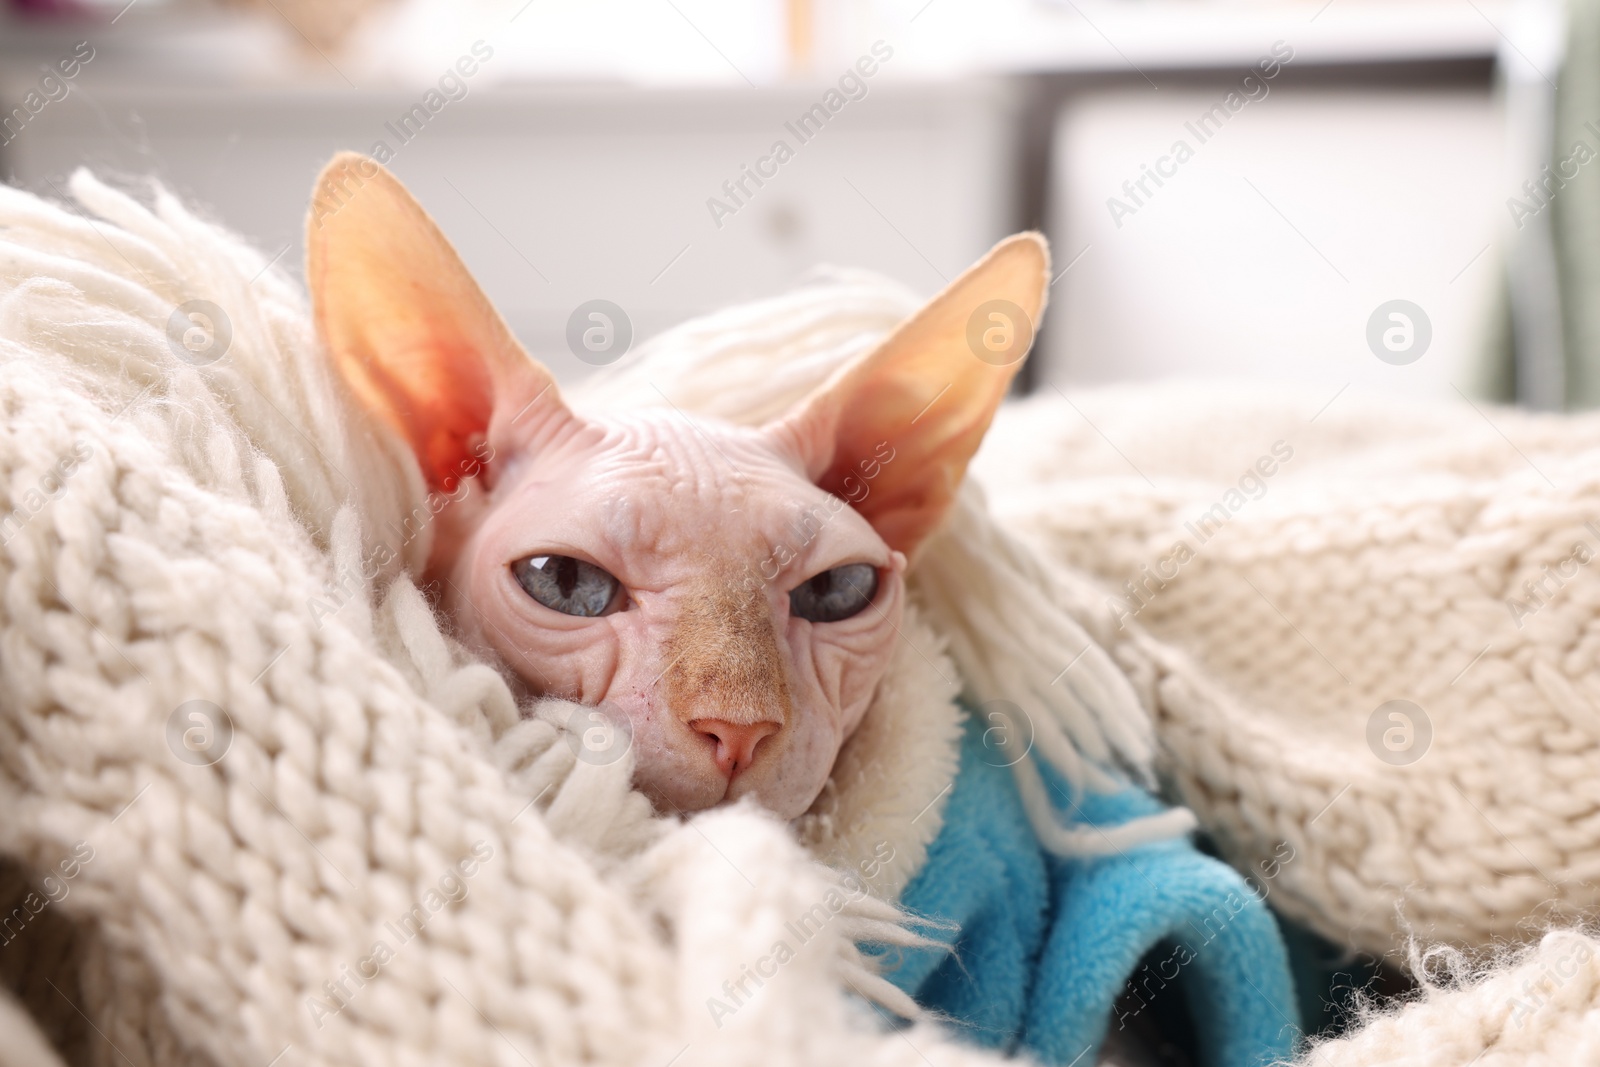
690;719;779;779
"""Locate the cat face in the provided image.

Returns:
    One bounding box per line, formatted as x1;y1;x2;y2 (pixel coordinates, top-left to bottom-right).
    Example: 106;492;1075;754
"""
440;411;903;816
307;153;1048;819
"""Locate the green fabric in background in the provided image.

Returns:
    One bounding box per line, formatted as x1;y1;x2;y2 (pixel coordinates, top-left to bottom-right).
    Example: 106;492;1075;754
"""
1477;262;1518;404
1555;0;1600;407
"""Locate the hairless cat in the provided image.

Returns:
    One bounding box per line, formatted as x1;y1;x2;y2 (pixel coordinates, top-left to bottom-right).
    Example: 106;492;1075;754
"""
307;153;1046;820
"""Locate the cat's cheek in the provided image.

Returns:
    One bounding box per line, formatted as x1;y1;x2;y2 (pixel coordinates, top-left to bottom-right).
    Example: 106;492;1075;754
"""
816;604;902;742
784;576;902;740
735;720;836;819
470;594;623;703
629;715;729;813
836;633;894;739
816;656;876;743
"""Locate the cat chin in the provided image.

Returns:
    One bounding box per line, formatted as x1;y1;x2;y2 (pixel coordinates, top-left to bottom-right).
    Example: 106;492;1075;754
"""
637;773;728;817
634;749;830;821
629;736;730;815
727;780;826;822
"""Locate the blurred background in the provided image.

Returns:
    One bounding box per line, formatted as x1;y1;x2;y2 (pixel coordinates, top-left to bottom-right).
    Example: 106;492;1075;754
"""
0;0;1586;406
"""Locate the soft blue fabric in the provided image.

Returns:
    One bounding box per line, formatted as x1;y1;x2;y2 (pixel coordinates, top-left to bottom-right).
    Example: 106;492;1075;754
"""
873;711;1301;1066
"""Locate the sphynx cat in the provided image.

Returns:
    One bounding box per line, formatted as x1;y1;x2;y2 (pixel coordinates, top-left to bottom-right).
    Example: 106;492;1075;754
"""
306;153;1047;820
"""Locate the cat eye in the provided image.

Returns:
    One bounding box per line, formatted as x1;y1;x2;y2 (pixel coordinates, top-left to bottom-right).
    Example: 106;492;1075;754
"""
789;563;879;623
512;555;622;617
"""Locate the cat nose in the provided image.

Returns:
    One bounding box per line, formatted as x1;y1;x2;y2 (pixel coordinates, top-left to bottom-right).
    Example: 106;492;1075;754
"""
689;719;779;779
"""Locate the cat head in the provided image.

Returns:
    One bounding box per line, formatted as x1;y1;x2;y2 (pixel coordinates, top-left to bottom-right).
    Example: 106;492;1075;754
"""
307;153;1048;818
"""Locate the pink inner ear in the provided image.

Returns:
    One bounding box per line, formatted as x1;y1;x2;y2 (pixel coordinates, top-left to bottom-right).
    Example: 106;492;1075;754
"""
817;400;962;558
353;339;496;495
307;153;566;499
765;369;942;556
761;282;1032;559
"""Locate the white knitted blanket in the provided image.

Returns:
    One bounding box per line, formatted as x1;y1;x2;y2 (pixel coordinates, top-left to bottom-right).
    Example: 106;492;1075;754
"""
976;385;1600;956
975;386;1600;1061
0;172;1006;1067
0;171;1596;1066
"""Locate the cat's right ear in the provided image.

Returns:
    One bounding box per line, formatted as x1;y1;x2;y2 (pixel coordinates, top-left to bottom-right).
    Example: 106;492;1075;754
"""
765;233;1048;560
306;152;569;492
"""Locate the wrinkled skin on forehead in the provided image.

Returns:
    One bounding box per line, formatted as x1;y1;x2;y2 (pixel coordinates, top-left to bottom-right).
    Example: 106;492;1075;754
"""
306;151;1048;819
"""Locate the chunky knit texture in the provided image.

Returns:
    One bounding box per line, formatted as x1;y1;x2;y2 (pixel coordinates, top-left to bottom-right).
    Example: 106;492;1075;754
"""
1301;929;1600;1065
0;172;1005;1067
976;385;1600;961
1;170;1595;1065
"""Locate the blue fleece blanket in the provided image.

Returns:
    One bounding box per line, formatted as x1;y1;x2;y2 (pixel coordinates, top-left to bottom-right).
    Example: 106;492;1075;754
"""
873;710;1301;1066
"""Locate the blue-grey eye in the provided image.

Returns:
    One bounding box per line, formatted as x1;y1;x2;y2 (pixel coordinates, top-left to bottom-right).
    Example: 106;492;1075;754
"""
790;563;879;623
512;555;621;617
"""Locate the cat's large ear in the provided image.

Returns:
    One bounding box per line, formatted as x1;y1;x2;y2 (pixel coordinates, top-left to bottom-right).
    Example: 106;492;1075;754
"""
768;233;1049;559
306;152;567;492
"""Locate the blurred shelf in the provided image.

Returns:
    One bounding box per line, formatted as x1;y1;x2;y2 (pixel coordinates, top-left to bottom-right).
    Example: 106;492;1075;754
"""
0;0;1517;93
958;0;1510;73
0;75;1022;383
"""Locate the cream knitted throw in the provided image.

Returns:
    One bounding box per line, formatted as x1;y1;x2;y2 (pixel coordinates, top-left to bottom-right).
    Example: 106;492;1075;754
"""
0;171;1008;1067
1304;929;1600;1065
1;170;1596;1066
976;385;1600;960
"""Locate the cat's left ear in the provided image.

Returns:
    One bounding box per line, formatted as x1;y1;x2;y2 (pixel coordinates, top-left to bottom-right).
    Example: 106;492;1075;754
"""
306;152;569;493
768;233;1049;558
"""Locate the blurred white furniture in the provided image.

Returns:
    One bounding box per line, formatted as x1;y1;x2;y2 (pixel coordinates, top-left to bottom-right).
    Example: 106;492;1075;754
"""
0;0;1514;396
0;76;1017;383
1043;84;1507;402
